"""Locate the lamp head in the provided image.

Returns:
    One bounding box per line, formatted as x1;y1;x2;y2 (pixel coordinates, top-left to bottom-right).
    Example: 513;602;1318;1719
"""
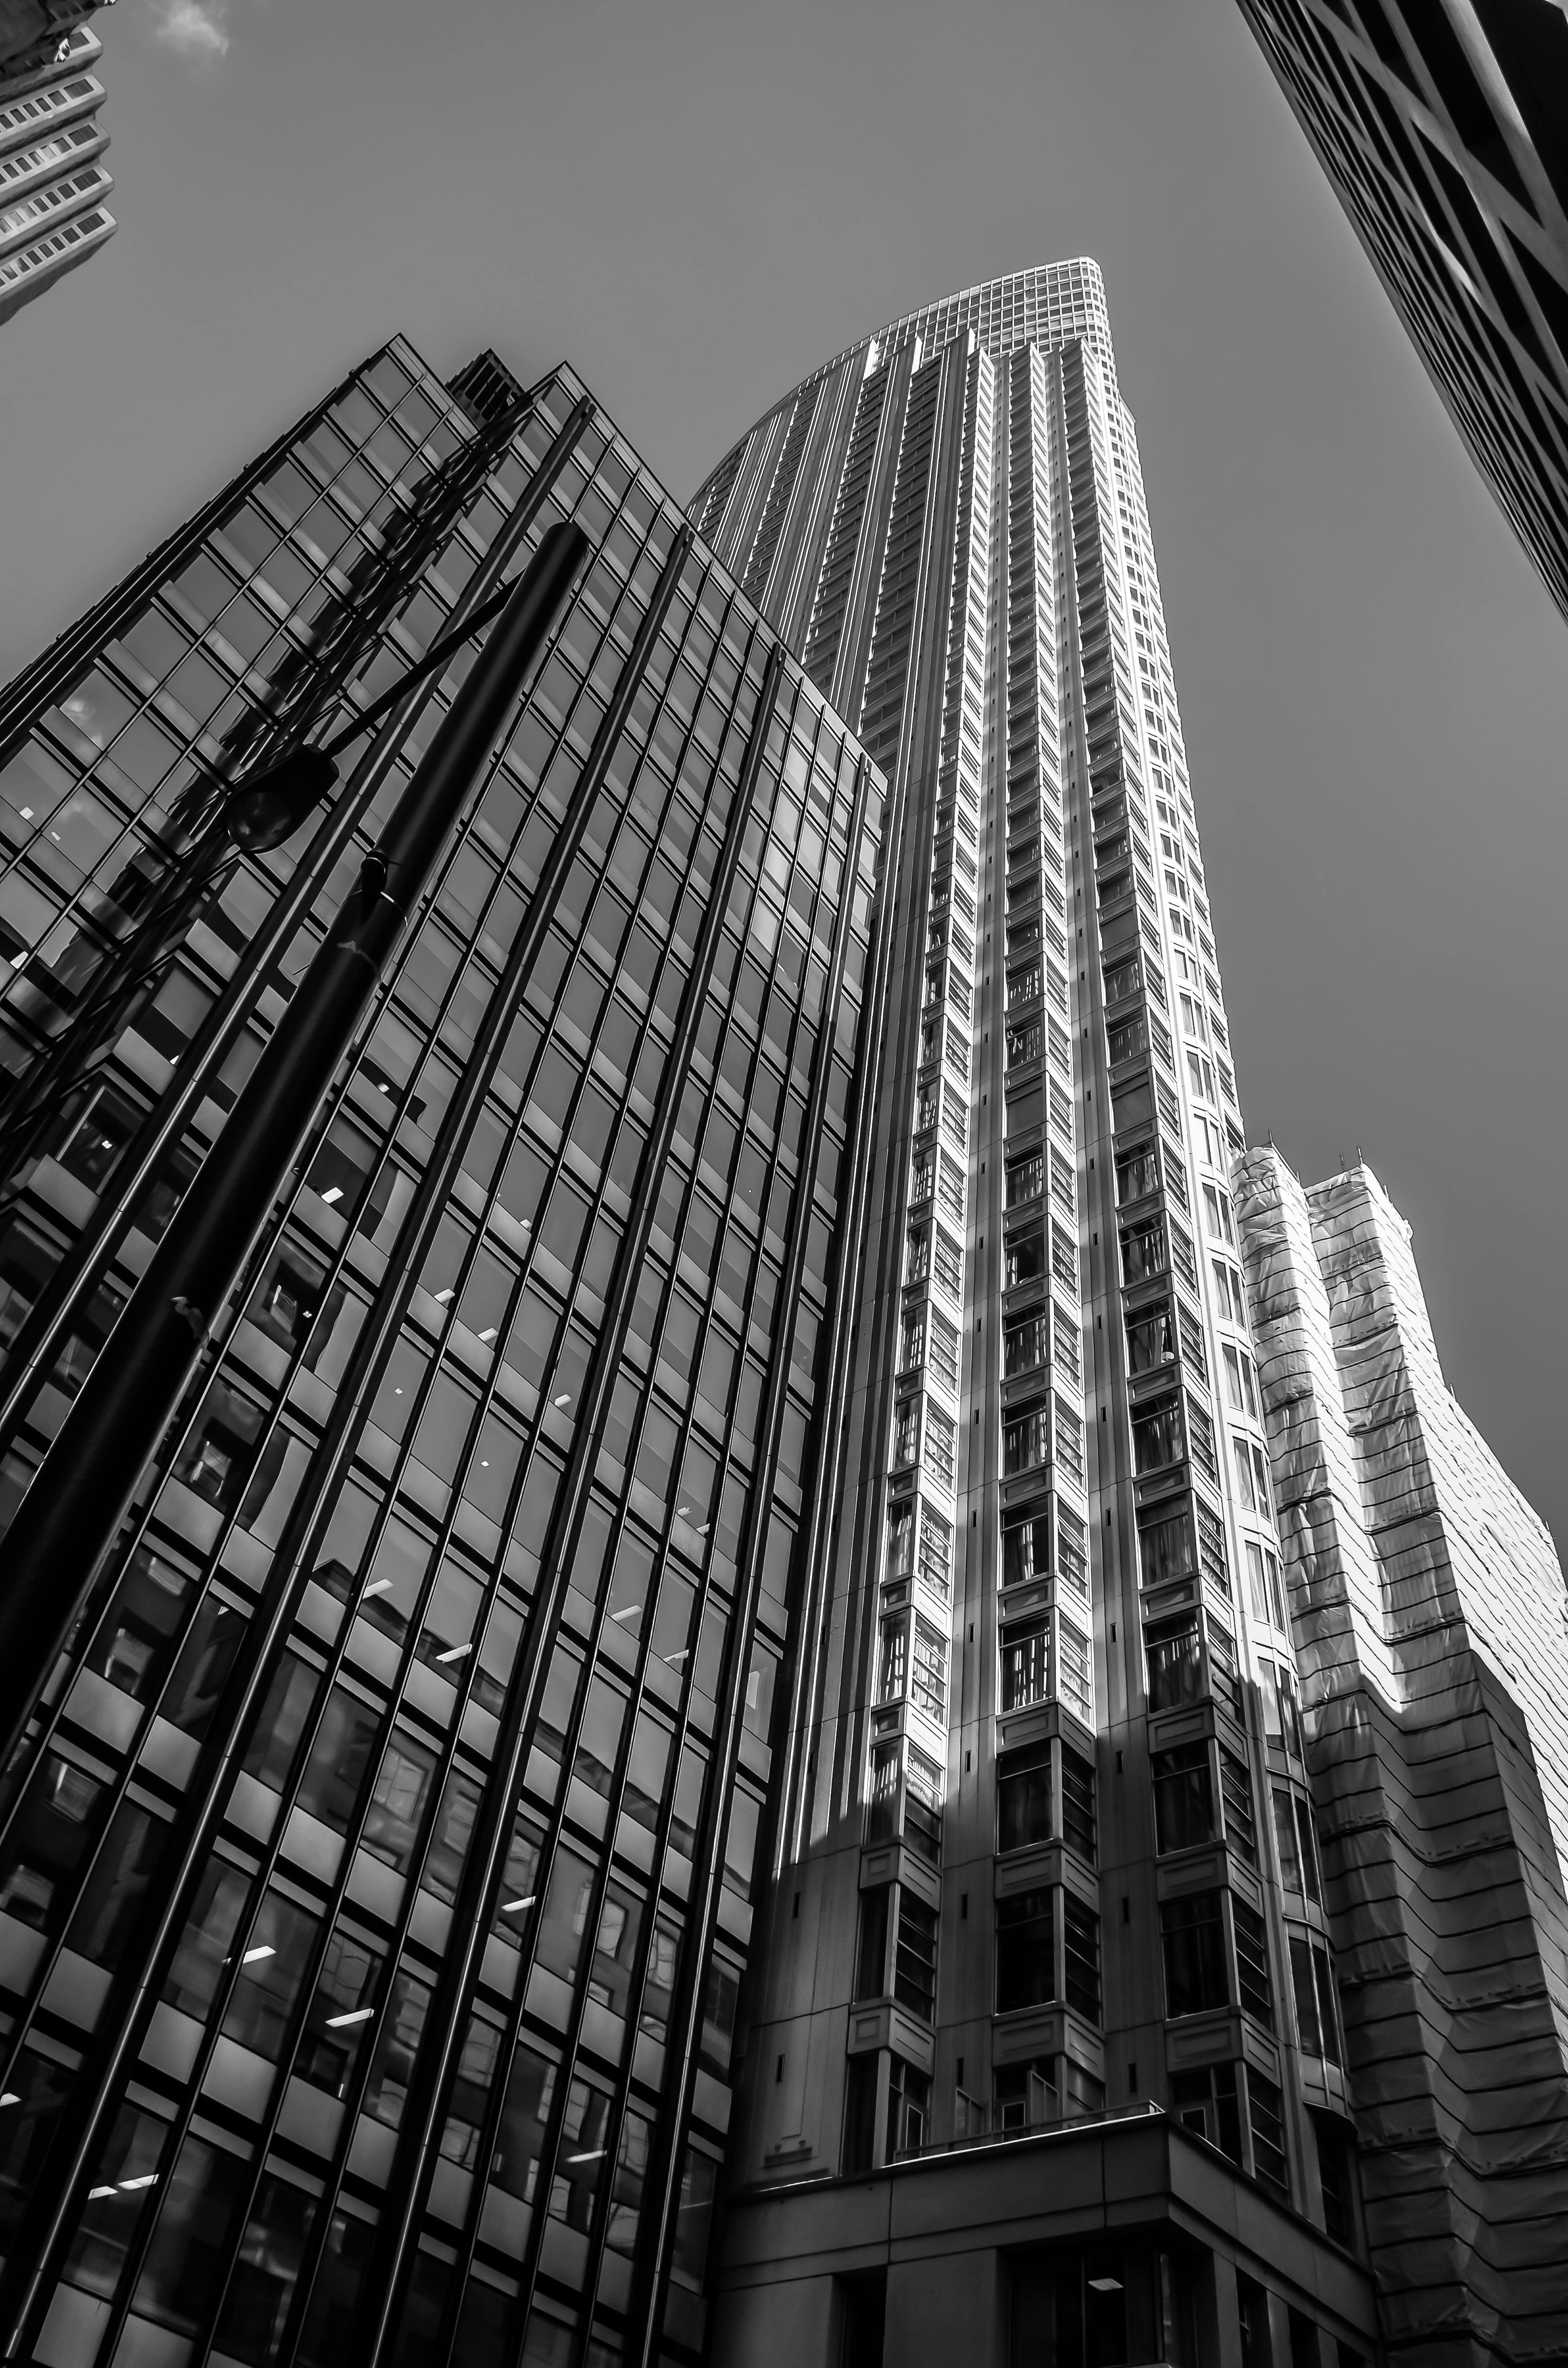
225;747;339;852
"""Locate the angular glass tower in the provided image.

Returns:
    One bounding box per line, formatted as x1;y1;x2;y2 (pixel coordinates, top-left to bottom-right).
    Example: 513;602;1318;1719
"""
688;262;1566;2365
0;337;883;2368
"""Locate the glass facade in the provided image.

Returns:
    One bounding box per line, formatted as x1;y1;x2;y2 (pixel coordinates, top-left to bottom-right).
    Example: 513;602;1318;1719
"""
0;345;883;2368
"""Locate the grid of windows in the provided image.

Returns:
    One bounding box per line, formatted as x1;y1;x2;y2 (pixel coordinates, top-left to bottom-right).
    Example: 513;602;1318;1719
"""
685;273;1332;2229
0;359;884;2368
0;29;112;327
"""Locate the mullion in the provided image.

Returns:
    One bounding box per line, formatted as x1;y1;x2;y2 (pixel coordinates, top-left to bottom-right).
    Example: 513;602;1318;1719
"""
0;1274;320;2106
250;522;699;2365
0;1181;374;2109
0;348;381;800
0;465;660;2368
80;1638;347;2368
92;678;637;2368
411;600;770;2350
0;395;522;1174
0;394;594;1567
12;425;626;1810
247;1476;569;2356
558;1015;783;2352
180;539;684;2358
145;1261;530;2313
351;629;774;2368
492;974;754;2347
771;791;895;1894
0;807;236;1172
529;717;805;2350
161;1311;538;2368
416;1142;672;2339
426;1036;716;2348
428;636;781;2368
631;750;874;2364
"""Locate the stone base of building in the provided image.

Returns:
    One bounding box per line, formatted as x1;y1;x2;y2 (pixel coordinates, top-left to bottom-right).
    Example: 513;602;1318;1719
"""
710;2110;1378;2367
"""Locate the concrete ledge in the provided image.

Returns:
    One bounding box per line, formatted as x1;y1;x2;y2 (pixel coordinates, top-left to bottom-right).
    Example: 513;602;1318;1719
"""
717;2110;1378;2347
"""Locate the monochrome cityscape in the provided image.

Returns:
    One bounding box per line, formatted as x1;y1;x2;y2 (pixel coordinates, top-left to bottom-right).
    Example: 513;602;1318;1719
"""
2;7;1567;2368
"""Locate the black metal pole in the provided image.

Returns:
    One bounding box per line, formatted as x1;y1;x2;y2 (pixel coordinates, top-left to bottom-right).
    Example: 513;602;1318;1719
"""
0;521;587;1781
0;395;592;1464
222;577;527;852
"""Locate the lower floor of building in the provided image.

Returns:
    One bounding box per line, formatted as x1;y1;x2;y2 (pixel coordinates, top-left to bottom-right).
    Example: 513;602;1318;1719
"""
710;2109;1378;2367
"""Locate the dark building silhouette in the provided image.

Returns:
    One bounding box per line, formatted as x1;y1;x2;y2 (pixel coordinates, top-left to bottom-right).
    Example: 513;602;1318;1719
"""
1237;0;1568;624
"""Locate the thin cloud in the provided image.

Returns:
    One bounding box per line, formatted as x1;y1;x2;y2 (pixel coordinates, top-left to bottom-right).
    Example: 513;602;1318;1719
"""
149;0;232;61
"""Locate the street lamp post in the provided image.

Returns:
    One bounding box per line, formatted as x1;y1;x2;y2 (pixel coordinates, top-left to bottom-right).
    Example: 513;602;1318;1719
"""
0;520;587;1779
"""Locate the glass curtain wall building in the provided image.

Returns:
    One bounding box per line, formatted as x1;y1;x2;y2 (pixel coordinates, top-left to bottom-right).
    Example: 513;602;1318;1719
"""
0;12;112;328
0;336;885;2368
689;263;1385;2363
1236;0;1568;626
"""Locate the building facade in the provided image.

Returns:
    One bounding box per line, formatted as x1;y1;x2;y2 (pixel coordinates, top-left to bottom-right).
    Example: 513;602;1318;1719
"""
0;0;101;72
689;265;1387;2364
1236;1151;1568;2366
1236;0;1568;626
0;10;113;329
0;335;886;2368
2;264;1566;2368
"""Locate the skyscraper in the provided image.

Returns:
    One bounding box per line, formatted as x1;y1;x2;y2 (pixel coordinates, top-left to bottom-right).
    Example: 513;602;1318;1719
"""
1235;0;1568;626
0;0;100;74
0;10;113;329
1236;1149;1568;2365
0;334;884;2368
2;259;1566;2368
688;262;1568;2365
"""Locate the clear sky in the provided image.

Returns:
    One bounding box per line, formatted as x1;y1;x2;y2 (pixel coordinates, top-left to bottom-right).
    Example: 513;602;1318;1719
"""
7;0;1568;1554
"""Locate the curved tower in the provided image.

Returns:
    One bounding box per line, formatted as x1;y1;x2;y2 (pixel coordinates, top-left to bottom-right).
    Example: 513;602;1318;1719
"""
691;265;1400;2365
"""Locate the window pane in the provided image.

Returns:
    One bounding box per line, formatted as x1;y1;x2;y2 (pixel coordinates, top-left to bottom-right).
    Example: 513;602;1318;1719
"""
997;1887;1054;2014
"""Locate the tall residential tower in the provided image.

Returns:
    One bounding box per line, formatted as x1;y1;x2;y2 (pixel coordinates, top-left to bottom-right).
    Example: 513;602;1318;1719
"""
690;263;1568;2367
